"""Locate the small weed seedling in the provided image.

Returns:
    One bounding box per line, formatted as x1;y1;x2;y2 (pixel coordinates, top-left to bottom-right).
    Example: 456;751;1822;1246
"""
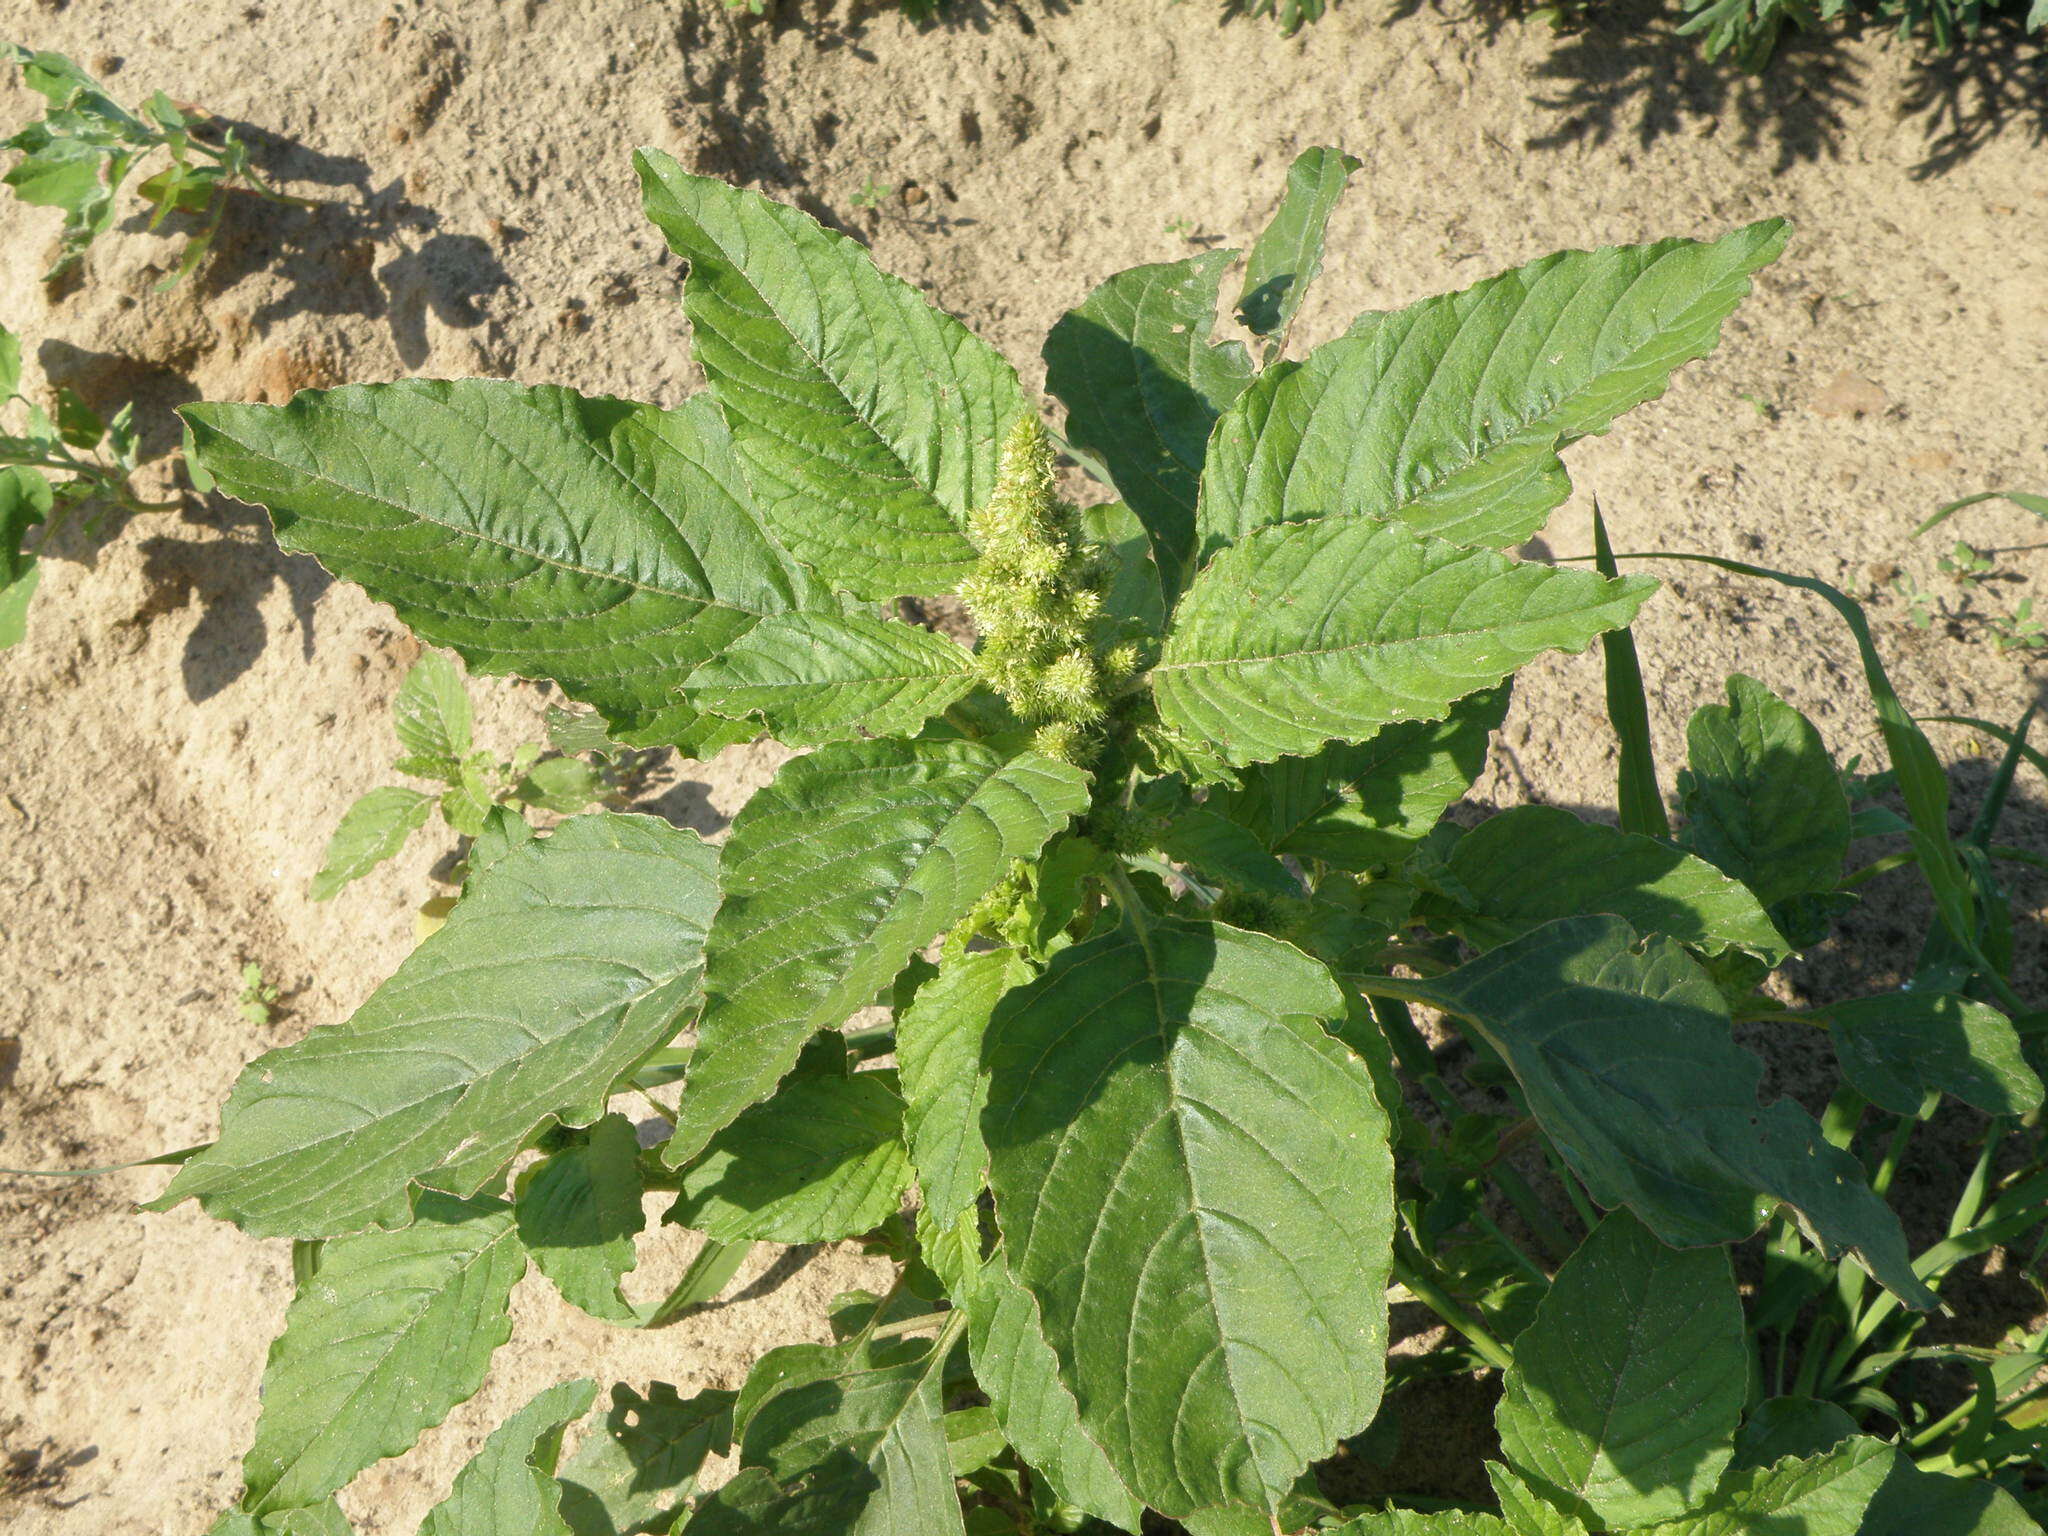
1906;487;2048;654
849;174;895;210
118;148;2048;1534
237;963;281;1026
311;651;641;901
3;44;313;288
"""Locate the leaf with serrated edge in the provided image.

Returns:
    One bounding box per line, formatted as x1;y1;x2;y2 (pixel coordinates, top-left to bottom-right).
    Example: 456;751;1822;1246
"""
311;786;435;901
982;913;1392;1518
514;1113;645;1324
1043;249;1253;591
1210;687;1507;871
1382;916;1933;1309
417;1378;597;1536
638;150;1024;600
1196;221;1788;563
1820;993;2042;1116
684;611;976;746
1496;1211;1746;1528
1154;515;1654;768
737;1334;965;1536
238;1192;526;1515
1636;1439;1891;1536
1237;146;1360;339
182;385;830;754
394;652;473;763
556;1383;734;1536
897;948;1034;1226
1678;675;1850;908
153;814;719;1237
667;739;1089;1166
1428;805;1787;960
668;1071;912;1243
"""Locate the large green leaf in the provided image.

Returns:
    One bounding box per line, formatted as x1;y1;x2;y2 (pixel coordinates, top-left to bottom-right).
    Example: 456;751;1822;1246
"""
1677;675;1849;908
896;948;1033;1226
1209;686;1507;871
668;1070;912;1242
964;1251;1147;1530
182;384;828;753
1638;1439;1891;1536
683;611;976;746
1154;515;1654;767
556;1384;734;1536
736;1333;964;1536
238;1193;525;1516
1377;917;1932;1308
637;151;1024;600
1421;805;1788;960
1495;1211;1747;1528
982;913;1392;1518
1042;249;1253;589
417;1378;597;1536
1194;222;1788;563
1819;993;2043;1116
1860;1449;2045;1536
514;1113;645;1324
1236;146;1359;339
667;739;1088;1164
153;813;719;1237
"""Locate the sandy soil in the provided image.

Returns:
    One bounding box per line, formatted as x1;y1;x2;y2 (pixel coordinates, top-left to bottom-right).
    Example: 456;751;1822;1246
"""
0;0;2044;1531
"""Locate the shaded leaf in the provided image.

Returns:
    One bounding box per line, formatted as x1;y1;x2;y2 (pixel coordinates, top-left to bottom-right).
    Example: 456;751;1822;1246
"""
982;913;1392;1517
1237;145;1359;338
515;1113;645;1324
1043;249;1253;590
417;1378;597;1536
1380;916;1932;1307
1496;1211;1746;1528
154;814;719;1236
668;1071;912;1243
1154;515;1653;767
1820;993;2043;1116
556;1383;735;1536
638;151;1024;599
668;739;1088;1165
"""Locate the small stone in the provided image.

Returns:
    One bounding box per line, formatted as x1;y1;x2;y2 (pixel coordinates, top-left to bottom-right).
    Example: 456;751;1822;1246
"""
1812;370;1888;418
1906;450;1955;471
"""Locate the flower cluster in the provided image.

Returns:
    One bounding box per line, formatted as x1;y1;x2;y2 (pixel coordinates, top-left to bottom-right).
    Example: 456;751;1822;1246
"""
958;414;1137;762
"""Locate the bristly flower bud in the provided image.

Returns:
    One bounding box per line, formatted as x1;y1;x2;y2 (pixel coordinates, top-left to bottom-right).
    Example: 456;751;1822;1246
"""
963;413;1124;758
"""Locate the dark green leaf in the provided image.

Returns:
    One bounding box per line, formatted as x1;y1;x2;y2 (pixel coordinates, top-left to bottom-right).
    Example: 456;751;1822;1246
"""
1820;993;2043;1116
416;1378;597;1536
556;1383;734;1536
1236;146;1359;338
514;1113;645;1324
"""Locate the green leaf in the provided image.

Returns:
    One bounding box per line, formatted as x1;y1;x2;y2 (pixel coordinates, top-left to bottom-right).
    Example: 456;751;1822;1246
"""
1332;1510;1513;1536
1237;146;1359;339
1154;515;1654;767
310;786;436;900
1677;675;1849;907
0;464;52;650
1195;221;1788;562
668;1071;913;1243
1042;249;1254;589
897;948;1033;1226
238;1192;525;1515
394;652;474;764
1156;804;1302;896
0;322;19;396
182;384;831;754
1730;1399;1858;1470
1594;503;1669;840
1209;686;1507;871
982;913;1392;1517
556;1383;734;1536
1495;1211;1746;1528
1080;499;1168;644
963;1252;1146;1530
1375;916;1932;1308
675;1466;868;1535
1489;1464;1598;1536
516;757;606;814
736;1332;965;1536
207;1503;357;1536
683;611;976;746
1819;993;2043;1116
1421;805;1788;960
668;739;1088;1165
153;813;719;1237
637;151;1025;600
514;1113;645;1324
1860;1448;2045;1536
417;1378;597;1536
1637;1439;1891;1536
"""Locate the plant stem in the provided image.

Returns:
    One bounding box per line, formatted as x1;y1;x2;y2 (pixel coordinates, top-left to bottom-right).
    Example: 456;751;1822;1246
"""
1391;1235;1514;1373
